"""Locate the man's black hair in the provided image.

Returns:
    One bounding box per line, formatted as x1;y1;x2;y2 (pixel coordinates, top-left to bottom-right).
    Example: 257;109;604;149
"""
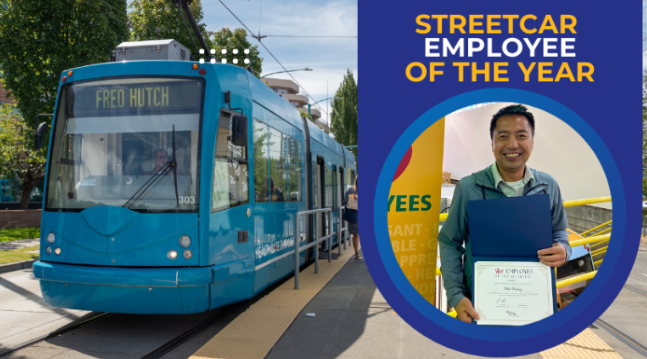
489;104;535;140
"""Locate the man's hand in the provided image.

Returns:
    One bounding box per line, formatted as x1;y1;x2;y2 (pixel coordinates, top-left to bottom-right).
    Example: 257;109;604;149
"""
455;297;480;324
537;243;567;267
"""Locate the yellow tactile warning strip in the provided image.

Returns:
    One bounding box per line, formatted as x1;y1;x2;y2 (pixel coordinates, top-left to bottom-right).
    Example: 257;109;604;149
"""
190;249;354;359
540;328;623;359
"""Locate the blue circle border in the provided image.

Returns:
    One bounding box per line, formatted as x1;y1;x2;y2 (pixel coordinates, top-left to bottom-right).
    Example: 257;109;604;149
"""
369;88;632;356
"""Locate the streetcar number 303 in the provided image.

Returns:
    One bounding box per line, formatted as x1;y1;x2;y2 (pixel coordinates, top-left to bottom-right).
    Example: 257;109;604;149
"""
179;196;196;204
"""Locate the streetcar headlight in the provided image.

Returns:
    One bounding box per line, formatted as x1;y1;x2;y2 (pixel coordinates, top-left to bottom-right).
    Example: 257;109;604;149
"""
167;250;178;260
54;247;61;256
46;246;51;255
183;250;193;259
179;235;191;248
47;233;55;244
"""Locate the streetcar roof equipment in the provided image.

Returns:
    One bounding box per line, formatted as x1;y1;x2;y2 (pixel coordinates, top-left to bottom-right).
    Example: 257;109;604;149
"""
115;39;192;62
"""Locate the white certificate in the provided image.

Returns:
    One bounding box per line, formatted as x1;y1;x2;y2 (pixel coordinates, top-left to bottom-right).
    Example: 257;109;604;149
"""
474;261;553;326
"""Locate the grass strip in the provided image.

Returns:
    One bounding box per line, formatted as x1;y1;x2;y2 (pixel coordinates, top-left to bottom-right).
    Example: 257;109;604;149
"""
0;245;40;265
0;227;40;243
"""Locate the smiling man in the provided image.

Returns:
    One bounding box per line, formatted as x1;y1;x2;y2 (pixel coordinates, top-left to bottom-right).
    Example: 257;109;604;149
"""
438;104;571;324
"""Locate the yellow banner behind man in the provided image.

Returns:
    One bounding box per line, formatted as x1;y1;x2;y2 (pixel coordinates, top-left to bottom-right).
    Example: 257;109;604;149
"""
388;119;445;305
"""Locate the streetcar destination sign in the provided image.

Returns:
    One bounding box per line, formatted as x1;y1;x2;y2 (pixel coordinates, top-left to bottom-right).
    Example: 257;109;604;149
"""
66;79;203;118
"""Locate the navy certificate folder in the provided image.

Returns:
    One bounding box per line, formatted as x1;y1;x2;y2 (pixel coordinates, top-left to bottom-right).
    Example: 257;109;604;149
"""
466;193;558;317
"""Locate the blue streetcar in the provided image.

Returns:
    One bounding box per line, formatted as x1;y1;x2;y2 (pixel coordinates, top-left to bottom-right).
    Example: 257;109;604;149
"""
33;39;357;314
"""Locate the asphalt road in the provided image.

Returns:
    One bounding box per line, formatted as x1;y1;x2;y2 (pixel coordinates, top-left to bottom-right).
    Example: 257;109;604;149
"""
628;243;647;284
591;243;647;359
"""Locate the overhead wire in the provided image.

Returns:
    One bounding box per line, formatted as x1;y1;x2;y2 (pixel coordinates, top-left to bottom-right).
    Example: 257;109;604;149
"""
92;0;185;40
93;0;124;16
86;0;162;38
79;0;128;26
176;3;201;56
217;0;330;118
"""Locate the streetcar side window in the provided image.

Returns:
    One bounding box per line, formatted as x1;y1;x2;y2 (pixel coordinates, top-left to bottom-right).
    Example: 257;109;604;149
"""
287;137;302;202
268;128;287;203
254;119;270;202
330;170;339;210
253;119;302;203
325;167;332;208
211;111;249;212
338;170;344;207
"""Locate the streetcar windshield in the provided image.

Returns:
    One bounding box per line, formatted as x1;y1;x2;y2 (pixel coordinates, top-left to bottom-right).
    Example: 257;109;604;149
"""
46;77;204;212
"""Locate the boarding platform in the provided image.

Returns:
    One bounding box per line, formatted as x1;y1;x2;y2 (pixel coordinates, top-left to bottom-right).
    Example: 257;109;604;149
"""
0;243;644;358
188;244;647;359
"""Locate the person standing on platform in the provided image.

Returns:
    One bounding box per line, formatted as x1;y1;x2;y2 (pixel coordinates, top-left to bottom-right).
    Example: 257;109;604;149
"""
438;104;572;324
344;177;361;260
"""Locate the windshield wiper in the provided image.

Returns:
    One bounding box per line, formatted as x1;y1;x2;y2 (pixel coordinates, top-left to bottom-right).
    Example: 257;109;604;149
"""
122;161;174;209
122;125;181;211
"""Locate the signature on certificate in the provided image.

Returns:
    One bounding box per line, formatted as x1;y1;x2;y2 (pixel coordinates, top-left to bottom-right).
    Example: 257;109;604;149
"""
503;286;523;292
506;311;520;318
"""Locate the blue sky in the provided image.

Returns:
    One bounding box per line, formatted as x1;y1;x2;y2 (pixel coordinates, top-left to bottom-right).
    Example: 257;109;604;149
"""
201;0;357;123
130;0;358;124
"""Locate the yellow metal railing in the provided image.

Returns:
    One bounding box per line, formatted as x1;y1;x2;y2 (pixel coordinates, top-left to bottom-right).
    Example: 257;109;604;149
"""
591;227;612;237
591;246;608;257
562;196;611;208
581;220;612;237
569;233;610;247
594;259;603;267
556;271;597;289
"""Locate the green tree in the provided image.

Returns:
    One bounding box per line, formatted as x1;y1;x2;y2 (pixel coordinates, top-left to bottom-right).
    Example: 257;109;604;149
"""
0;0;129;127
128;3;262;76
211;27;263;77
129;0;212;60
330;69;358;159
0;104;48;208
299;109;314;123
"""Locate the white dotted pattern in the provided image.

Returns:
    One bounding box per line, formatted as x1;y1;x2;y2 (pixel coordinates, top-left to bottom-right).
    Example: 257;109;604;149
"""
198;49;250;66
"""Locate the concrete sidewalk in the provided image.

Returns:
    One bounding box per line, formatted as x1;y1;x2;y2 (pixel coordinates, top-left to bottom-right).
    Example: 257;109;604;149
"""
0;268;89;351
266;252;540;359
0;238;39;251
267;251;627;359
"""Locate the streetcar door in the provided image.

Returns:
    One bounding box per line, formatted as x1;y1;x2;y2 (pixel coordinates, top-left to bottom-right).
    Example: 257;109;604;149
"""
209;111;253;272
306;153;318;262
316;156;325;248
338;167;344;242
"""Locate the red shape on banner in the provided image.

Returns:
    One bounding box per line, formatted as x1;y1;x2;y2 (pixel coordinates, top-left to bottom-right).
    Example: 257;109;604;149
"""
393;146;412;181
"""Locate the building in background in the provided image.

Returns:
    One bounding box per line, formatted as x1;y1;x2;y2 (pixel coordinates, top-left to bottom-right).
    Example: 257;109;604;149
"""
264;78;330;134
0;80;16;104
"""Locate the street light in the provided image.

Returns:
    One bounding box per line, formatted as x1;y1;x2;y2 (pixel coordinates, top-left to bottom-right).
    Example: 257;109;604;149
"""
308;97;340;117
260;68;313;79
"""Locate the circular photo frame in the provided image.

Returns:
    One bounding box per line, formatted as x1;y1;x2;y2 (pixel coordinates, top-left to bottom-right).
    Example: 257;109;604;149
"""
368;88;632;356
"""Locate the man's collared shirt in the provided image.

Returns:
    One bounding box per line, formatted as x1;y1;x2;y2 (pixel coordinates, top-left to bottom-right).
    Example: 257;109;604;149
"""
491;163;535;197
